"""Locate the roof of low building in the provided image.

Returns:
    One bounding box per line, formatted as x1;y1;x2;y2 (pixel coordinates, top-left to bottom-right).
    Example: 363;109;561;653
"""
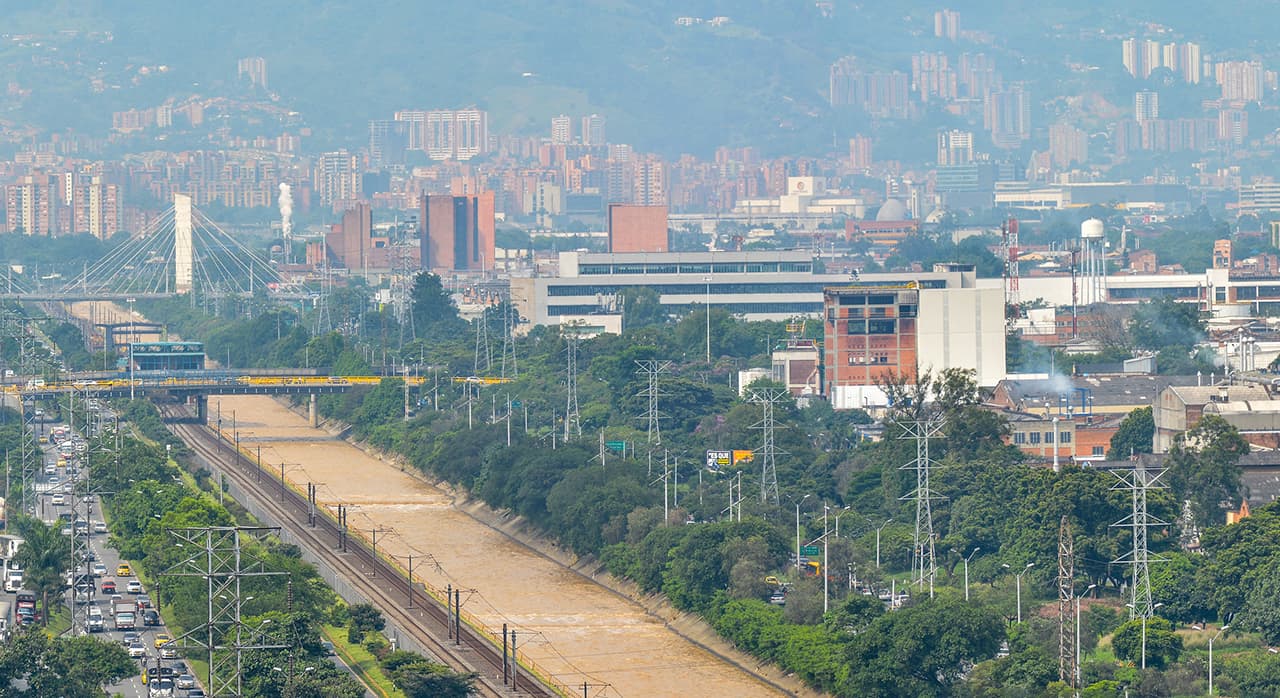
996;374;1202;409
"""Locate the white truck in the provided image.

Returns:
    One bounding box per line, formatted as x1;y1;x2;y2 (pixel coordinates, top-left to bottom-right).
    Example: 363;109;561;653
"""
113;602;136;630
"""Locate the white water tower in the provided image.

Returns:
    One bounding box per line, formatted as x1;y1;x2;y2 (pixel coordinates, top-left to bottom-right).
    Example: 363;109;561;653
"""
1080;218;1106;305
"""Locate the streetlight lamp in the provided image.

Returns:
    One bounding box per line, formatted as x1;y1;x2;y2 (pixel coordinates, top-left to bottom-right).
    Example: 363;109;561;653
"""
1209;625;1229;696
875;518;892;568
126;297;136;400
1126;601;1165;670
1003;562;1035;623
1075;583;1097;690
794;494;811;572
961;547;980;602
833;505;852;538
704;275;712;364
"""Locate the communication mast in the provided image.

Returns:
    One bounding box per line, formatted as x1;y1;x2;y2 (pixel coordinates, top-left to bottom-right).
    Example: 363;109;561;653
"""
899;418;943;596
1002;217;1021;312
1058;516;1075;685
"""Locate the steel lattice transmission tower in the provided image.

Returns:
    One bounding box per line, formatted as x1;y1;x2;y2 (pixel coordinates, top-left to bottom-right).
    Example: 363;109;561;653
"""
747;387;788;506
500;300;519;379
635;360;670;475
563;333;581;442
1058;516;1075;684
898;418;943;596
474;305;493;376
162;527;289;697
1111;460;1168;620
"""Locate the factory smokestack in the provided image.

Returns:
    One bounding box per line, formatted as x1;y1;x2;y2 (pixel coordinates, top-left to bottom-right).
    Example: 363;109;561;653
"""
278;182;293;262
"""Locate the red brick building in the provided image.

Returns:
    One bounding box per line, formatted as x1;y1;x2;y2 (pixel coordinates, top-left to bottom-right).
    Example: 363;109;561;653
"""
823;285;919;390
419;192;495;272
607;204;668;253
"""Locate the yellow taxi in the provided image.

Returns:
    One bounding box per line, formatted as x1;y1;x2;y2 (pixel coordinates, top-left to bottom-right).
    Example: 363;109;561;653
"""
115;563;133;577
153;633;172;649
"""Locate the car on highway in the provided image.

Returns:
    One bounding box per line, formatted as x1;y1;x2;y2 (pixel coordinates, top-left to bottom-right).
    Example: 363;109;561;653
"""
153;633;172;649
142;609;160;626
188;689;206;698
151;678;174;697
127;642;146;659
120;632;140;647
93;522;107;534
50;493;65;505
100;579;116;594
176;674;196;690
92;563;106;577
159;644;178;659
47;475;59;486
126;580;142;594
115;563;132;577
136;595;151;610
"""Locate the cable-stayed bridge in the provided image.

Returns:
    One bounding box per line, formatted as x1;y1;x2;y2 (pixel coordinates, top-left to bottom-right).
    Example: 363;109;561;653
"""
0;194;295;301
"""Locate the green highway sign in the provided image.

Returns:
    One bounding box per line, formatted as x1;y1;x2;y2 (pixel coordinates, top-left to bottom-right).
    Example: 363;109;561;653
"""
800;545;821;556
605;440;626;452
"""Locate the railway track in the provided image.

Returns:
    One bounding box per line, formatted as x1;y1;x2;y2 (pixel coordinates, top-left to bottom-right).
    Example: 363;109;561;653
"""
161;404;557;698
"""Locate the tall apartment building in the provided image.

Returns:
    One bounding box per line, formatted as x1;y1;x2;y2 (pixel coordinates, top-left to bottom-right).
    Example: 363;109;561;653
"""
313;151;360;208
368;120;410;168
4;175;57;235
829;57;911;118
937;129;974;166
848;135;874;169
634;157;666;206
1216;61;1268;102
395;108;491;161
551;114;573;145
419;192;495;272
933;9;959;40
1134;90;1160;123
1048;123;1089;168
73;176;121;239
912;53;956;102
581;114;606;146
985;85;1031;148
237;57;268;89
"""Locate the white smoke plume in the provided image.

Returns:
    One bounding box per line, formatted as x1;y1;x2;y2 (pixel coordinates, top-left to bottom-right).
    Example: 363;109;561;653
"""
278;182;293;241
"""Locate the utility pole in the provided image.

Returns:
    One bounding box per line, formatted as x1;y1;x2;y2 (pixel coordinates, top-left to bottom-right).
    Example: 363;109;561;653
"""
1113;458;1168;620
563;333;581;442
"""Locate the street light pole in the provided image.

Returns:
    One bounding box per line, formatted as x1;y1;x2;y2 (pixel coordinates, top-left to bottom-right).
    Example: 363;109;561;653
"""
1005;562;1035;623
1052;416;1060;472
1139;602;1165;670
875;518;892;568
794;494;811;572
704;276;711;364
823;504;829;614
963;547;980;602
126;297;136;400
1075;583;1096;690
1209;625;1229;696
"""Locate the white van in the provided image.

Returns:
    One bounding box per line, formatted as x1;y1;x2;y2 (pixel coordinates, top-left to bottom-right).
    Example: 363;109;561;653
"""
5;571;22;593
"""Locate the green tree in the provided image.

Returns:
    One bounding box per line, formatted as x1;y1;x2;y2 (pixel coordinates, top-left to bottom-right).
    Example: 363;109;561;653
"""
1129;297;1204;351
1167;414;1250;525
618;287;667;329
842;598;1004;697
1111;617;1182;668
10;516;72;625
1234;556;1280;644
410;272;464;338
0;628;136;696
1223;651;1280;697
1108;407;1154;460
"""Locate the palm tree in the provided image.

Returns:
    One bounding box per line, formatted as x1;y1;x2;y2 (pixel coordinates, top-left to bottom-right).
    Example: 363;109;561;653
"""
11;516;71;626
